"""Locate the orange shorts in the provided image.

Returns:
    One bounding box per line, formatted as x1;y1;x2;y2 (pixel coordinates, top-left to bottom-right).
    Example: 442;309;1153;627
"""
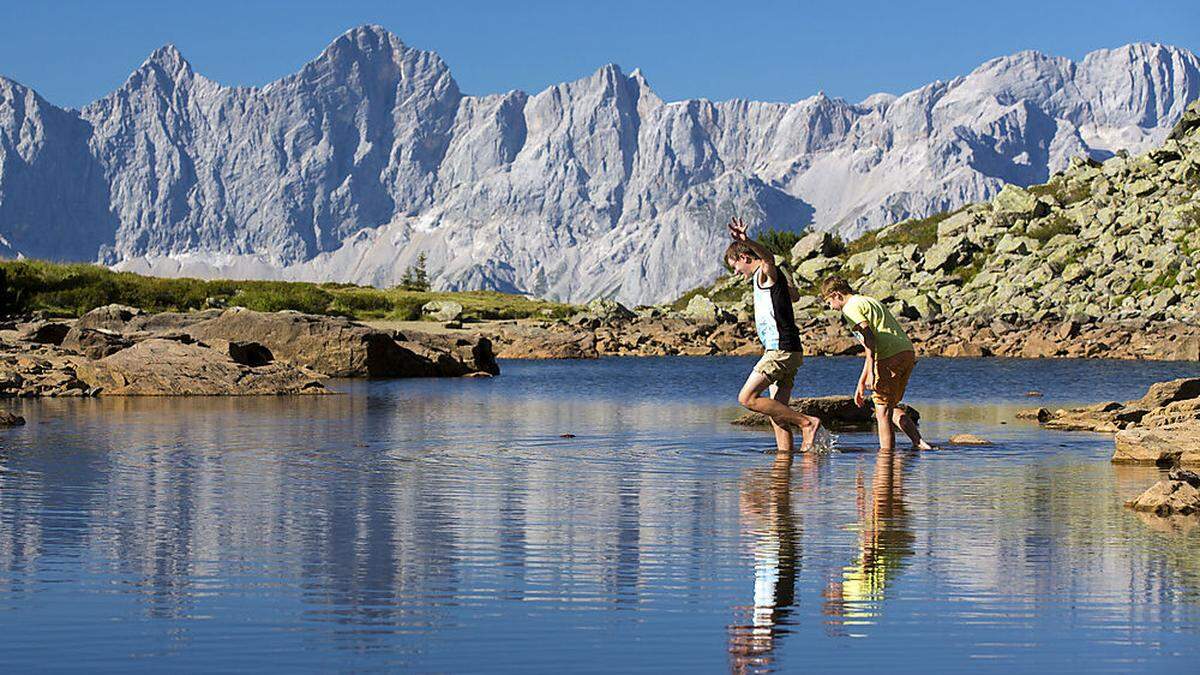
873;349;916;406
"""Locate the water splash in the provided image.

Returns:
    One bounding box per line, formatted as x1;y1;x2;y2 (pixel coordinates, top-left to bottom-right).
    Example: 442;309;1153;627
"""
809;426;839;455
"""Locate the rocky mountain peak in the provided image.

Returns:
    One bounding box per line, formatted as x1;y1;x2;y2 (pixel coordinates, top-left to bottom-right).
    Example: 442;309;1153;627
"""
138;44;193;81
0;34;1197;305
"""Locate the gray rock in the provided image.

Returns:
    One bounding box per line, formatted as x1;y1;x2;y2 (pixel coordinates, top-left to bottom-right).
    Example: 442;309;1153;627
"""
78;339;328;396
584;298;636;322
76;304;143;331
1125;469;1200;516
790;231;841;262
184;307;498;377
795;255;842;283
683;295;730;324
421;300;464;322
60;327;134;359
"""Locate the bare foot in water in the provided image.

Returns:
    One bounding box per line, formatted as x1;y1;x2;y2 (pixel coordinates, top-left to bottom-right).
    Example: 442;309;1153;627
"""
799;415;821;452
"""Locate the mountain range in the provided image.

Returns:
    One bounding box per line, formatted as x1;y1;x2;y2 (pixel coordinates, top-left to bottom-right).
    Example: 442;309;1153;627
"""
0;25;1197;304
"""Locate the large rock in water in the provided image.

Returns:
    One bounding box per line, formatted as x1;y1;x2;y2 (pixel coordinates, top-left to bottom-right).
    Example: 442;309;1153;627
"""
393;329;499;376
77;339;328;396
1125;469;1200;516
731;395;920;430
1112;420;1200;466
1136;377;1200;409
184;308;493;377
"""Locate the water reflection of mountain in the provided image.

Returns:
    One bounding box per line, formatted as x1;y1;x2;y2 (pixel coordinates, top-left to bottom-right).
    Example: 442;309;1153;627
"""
0;393;736;647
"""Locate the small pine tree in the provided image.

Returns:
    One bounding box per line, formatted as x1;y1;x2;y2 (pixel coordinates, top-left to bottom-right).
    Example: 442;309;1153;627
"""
412;253;430;292
397;254;431;292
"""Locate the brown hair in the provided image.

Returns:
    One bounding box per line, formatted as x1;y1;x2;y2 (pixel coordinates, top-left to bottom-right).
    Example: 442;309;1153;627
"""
820;276;855;297
724;241;760;263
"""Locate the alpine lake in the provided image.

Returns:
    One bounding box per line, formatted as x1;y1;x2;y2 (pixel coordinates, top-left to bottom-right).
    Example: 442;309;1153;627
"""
1;356;1198;672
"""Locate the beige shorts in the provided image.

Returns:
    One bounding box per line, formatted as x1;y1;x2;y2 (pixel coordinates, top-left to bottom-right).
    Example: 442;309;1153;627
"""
753;350;804;390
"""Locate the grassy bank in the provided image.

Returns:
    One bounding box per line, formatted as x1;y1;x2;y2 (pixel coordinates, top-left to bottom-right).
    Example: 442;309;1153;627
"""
0;260;577;321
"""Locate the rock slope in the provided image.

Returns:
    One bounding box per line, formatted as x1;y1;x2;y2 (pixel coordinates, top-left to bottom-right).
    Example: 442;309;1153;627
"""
685;100;1200;346
1;25;1197;304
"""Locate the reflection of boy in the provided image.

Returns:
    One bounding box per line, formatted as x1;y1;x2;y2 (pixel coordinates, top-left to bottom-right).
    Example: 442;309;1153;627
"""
820;276;932;451
724;216;820;453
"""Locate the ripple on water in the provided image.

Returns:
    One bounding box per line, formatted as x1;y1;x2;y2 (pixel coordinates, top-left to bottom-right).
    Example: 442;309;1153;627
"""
0;357;1198;671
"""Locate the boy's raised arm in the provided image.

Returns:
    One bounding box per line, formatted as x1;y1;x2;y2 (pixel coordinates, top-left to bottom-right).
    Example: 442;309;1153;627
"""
726;216;779;282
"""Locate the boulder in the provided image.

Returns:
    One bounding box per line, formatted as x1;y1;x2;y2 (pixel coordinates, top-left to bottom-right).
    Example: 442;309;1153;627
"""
948;434;992;445
184;308;475;377
0;344;94;397
1112;421;1200;466
935;209;978;238
75;304;142;331
790;231;841;262
584;298;636;322
992;184;1050;218
77;339;329;396
941;341;988;357
1141;399;1200;428
922;235;973;272
1016;407;1052;423
1124;469;1200;516
127;309;223;334
60;327;135;360
1018;334;1062;358
909;294;941;320
795;256;841;283
487;323;597;360
731;395;920;430
17;321;72;346
1167;100;1200;141
1135;377;1200;409
421;301;464;323
0;411;25;427
1043;401;1146;432
683;295;731;324
393;330;500;376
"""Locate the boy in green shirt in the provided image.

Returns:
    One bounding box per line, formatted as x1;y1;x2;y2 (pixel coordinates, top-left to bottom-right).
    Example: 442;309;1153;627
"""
820;276;933;451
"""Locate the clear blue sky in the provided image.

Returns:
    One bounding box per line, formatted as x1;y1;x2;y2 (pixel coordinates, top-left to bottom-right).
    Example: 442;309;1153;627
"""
2;0;1197;109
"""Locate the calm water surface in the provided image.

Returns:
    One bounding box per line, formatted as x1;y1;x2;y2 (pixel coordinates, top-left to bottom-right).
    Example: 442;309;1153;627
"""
1;356;1199;672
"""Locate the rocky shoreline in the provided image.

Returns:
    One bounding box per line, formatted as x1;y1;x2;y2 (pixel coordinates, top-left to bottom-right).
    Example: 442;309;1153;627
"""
473;311;1200;362
0;305;498;397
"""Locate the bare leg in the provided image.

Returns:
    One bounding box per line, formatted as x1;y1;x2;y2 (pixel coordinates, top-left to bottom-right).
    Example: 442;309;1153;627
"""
892;407;933;450
738;372;820;449
874;403;896;451
768;383;794;455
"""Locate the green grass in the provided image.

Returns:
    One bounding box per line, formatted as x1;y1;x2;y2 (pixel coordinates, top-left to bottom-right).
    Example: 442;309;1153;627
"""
0;259;577;321
670;279;748;311
1128;271;1179;295
1029;179;1091;206
844;209;958;256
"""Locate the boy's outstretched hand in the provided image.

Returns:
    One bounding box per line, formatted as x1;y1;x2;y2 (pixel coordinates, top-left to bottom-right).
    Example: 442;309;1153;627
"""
727;216;749;241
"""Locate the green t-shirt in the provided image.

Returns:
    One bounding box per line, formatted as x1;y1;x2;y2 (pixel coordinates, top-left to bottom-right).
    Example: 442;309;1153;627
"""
842;295;914;360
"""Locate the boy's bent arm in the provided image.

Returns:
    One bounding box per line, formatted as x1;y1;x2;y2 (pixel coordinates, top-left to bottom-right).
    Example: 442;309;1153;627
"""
856;322;878;383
